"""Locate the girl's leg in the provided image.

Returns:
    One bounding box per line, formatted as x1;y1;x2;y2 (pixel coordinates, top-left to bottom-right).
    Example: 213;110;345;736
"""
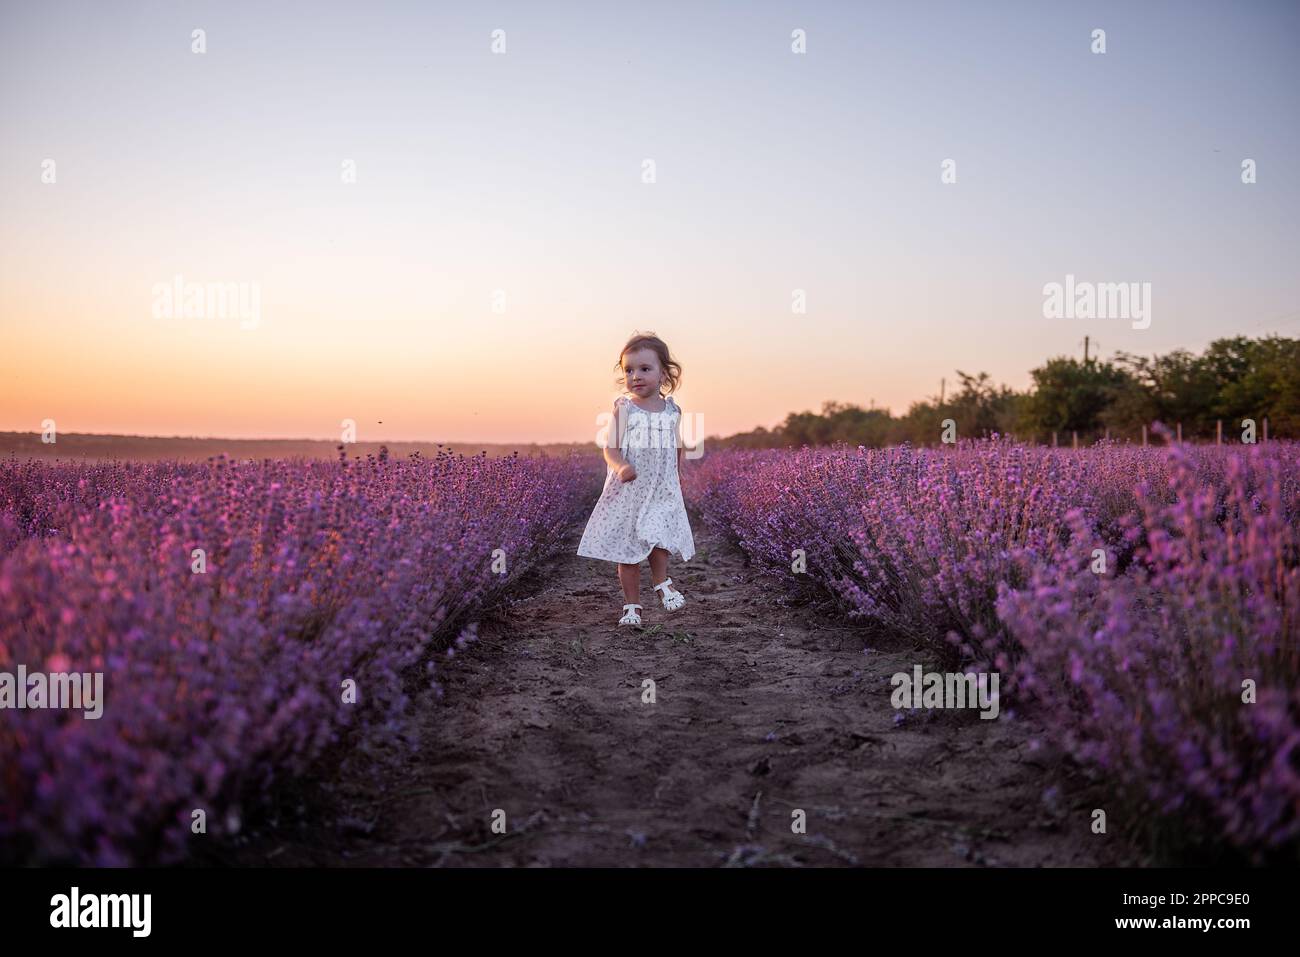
648;546;671;586
617;562;640;603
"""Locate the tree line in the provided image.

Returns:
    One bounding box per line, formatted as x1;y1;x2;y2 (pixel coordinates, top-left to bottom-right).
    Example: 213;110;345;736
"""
717;335;1300;449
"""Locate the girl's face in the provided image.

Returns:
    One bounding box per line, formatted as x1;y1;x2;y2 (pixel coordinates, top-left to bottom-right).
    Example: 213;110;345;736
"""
622;348;662;398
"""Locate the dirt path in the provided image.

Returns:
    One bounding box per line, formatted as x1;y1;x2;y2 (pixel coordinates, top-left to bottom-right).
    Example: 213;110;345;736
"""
215;509;1133;867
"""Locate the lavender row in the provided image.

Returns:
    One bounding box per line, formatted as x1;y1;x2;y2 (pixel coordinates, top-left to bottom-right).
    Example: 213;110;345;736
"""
0;449;596;865
681;439;1300;859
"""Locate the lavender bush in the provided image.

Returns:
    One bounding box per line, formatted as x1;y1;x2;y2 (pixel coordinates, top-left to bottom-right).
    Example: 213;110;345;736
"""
997;440;1300;861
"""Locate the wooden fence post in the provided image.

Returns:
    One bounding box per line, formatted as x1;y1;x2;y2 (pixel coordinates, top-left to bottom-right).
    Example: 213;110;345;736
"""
1141;424;1147;447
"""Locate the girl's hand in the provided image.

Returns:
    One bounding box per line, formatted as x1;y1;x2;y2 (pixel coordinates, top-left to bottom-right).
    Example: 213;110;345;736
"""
617;463;637;482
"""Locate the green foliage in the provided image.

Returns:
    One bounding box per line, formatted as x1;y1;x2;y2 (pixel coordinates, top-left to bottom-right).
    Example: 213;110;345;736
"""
1022;357;1134;440
712;336;1298;448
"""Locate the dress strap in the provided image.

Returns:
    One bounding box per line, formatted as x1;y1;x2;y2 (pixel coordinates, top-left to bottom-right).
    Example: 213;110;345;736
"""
617;397;631;453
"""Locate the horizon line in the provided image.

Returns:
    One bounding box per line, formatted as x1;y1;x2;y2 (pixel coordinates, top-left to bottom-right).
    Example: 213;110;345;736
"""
0;429;605;446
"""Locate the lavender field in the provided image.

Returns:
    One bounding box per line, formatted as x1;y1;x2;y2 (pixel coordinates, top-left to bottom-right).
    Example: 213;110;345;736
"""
2;438;1297;866
681;436;1300;863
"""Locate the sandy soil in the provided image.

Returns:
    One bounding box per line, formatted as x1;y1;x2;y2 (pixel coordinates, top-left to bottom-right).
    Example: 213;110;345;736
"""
206;509;1136;867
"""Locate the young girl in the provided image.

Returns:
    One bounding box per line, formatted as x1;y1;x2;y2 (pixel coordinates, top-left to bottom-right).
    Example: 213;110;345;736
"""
577;332;696;627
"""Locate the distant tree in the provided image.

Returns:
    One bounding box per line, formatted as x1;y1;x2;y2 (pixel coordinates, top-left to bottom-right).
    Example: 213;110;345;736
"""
945;370;1025;439
894;397;945;447
1111;349;1218;437
1097;375;1158;437
819;401;894;447
1205;335;1300;435
1021;357;1133;441
781;407;836;446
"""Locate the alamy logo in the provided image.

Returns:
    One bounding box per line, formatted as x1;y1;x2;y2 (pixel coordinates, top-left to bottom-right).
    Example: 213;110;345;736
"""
0;666;104;719
890;665;999;719
50;887;151;937
151;273;261;329
1042;274;1151;329
594;404;705;459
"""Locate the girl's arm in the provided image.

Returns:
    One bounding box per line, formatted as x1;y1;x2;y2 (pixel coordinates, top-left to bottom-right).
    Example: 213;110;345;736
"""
604;445;631;472
603;399;631;472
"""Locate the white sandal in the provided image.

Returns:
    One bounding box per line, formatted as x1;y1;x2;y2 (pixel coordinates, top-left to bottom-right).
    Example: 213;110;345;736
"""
618;603;643;626
653;578;686;612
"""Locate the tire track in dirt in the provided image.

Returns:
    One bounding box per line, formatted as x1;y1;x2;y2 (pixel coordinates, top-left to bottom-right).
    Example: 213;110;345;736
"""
218;508;1134;867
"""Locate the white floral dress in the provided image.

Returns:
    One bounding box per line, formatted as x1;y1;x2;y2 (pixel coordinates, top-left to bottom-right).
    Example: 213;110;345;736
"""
577;394;696;564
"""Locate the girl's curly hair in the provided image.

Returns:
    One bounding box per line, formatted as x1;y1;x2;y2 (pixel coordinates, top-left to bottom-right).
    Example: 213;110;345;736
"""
612;331;683;396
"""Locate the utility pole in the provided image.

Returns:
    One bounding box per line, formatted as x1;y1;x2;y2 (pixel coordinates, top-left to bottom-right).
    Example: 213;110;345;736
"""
939;378;945;405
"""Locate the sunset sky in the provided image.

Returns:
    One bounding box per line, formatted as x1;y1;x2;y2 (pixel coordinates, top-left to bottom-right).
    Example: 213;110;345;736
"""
2;0;1298;443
